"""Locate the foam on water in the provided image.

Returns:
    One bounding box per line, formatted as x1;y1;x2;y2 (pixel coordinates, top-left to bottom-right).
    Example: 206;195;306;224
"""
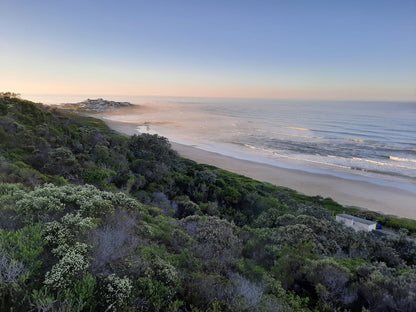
131;98;416;193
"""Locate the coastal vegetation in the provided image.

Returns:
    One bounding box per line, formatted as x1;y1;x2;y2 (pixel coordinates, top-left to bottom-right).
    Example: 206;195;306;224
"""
1;96;416;311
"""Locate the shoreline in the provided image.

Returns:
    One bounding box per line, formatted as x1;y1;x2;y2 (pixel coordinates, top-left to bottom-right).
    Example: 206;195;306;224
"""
103;119;416;220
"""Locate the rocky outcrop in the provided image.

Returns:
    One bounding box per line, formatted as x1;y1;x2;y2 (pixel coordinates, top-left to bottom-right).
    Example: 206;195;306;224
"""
59;98;131;112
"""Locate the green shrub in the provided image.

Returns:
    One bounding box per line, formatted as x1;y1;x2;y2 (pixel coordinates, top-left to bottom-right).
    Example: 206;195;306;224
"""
0;223;44;272
82;168;115;185
377;216;416;233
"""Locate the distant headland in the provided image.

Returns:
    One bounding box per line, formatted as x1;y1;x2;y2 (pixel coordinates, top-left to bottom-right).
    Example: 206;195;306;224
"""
57;98;132;112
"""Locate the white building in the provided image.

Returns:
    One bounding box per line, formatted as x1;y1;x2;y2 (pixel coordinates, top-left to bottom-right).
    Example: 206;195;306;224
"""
336;214;377;232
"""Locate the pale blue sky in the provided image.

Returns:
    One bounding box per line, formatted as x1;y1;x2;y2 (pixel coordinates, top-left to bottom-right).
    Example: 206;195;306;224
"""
1;0;415;100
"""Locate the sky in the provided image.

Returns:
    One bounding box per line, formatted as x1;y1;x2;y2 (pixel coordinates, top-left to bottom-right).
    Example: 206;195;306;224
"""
1;0;415;101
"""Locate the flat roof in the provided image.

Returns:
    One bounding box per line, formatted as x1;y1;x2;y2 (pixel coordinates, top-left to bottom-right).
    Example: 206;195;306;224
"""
337;214;376;225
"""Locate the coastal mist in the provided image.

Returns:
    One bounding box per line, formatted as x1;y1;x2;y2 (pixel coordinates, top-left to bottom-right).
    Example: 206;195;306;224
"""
97;97;416;193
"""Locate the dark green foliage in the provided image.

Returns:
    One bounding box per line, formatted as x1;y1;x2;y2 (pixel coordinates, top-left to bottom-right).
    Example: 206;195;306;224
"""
0;97;415;311
0;158;43;186
377;216;416;233
83;167;116;186
0;96;130;188
0;223;44;272
136;250;179;310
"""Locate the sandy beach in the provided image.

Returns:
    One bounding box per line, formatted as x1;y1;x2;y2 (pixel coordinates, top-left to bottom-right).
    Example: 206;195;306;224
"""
103;119;416;220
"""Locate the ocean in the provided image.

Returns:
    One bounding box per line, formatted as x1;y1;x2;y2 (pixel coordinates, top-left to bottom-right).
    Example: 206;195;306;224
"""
28;95;416;194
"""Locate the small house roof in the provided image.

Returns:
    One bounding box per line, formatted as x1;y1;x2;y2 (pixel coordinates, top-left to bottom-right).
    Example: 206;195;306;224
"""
337;214;376;225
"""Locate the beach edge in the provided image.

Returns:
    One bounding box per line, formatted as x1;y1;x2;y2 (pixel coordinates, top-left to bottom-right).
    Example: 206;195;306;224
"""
104;118;416;220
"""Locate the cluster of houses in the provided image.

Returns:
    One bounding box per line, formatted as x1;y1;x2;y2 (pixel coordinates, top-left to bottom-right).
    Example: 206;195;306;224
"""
59;98;131;112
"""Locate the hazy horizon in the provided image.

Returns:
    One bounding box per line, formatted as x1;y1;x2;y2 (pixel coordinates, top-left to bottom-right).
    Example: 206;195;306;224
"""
1;1;415;101
21;93;416;106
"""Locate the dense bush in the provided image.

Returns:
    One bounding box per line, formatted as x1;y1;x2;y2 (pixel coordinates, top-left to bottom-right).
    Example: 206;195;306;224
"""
1;97;415;311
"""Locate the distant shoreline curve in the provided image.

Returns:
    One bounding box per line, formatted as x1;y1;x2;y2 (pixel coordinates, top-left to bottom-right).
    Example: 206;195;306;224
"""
103;118;416;220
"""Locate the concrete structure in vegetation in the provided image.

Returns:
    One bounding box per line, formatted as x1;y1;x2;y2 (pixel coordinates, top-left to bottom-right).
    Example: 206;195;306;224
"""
336;214;377;232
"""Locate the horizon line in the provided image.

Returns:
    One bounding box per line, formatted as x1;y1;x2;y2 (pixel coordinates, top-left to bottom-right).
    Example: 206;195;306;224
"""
21;92;416;104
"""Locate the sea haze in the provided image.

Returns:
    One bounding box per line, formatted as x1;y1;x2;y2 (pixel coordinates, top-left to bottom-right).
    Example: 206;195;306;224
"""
33;95;416;194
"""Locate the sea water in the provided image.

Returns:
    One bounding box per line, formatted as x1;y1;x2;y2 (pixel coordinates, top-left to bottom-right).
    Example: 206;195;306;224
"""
28;95;416;193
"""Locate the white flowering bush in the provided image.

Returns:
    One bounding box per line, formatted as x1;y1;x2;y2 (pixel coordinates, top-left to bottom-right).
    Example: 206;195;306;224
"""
43;221;72;250
58;184;143;216
0;183;27;210
42;211;97;294
145;256;178;288
101;274;132;309
110;192;143;212
44;243;90;291
16;195;65;215
61;211;96;229
52;241;91;261
0;183;26;196
2;183;143;223
14;183;68;214
43;212;97;256
56;184;115;217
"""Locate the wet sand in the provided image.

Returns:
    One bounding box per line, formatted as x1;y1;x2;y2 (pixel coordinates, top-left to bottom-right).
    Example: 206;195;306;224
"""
104;119;416;220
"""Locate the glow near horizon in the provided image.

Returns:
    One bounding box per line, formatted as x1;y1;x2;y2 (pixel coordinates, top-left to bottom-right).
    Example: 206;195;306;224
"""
0;1;415;101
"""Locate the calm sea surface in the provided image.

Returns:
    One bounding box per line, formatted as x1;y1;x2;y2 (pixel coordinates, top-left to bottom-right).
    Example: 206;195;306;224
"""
28;95;416;193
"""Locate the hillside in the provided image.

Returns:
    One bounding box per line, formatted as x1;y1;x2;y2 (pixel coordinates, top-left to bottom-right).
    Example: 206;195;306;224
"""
0;96;415;312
